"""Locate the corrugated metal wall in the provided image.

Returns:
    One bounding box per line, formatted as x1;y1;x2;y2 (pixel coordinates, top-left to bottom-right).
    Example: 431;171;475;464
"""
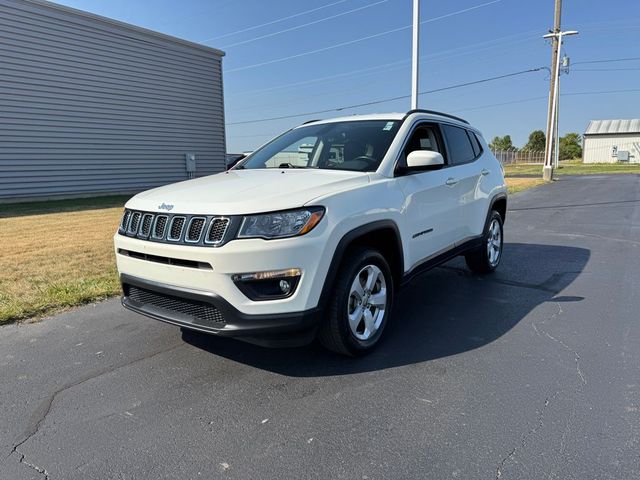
0;0;226;201
583;135;640;163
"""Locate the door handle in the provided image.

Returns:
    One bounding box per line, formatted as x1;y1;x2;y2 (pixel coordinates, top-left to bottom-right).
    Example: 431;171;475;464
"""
481;168;490;176
445;177;458;186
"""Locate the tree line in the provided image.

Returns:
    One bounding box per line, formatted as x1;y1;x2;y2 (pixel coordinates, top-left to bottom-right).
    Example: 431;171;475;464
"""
489;130;582;160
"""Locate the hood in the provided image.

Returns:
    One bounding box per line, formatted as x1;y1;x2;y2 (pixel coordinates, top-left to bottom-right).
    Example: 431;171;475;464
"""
127;169;369;215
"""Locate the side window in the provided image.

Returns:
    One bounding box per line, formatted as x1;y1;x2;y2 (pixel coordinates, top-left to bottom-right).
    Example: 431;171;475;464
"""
404;126;441;155
442;124;476;165
467;130;482;157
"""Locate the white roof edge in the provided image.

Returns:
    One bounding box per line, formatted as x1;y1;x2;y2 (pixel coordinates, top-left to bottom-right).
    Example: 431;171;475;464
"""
300;111;471;127
25;0;225;56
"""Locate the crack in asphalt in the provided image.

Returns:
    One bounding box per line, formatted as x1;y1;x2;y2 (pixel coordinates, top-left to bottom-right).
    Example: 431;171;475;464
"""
6;343;182;477
496;301;588;479
532;303;587;385
495;392;558;479
13;450;49;479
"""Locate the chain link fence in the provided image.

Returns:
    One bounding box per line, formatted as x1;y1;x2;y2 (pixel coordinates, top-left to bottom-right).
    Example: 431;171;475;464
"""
492;149;545;165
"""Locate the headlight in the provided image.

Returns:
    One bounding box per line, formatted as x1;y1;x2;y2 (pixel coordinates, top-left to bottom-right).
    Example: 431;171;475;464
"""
238;207;324;239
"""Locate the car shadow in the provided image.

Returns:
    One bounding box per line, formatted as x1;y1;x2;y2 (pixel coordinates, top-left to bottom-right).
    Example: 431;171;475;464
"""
181;243;590;377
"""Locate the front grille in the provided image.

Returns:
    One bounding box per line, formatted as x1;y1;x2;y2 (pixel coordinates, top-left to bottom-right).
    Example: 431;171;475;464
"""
186;218;205;243
168;217;186;241
128;212;141;234
127;285;225;326
153;215;168;239
140;214;153;237
206;218;229;244
118;210;232;247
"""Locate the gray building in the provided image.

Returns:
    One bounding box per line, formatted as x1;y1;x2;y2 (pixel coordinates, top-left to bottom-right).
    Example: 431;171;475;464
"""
583;119;640;164
0;0;226;201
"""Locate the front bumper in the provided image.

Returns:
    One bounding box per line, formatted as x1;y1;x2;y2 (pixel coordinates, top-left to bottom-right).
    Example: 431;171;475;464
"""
121;274;321;347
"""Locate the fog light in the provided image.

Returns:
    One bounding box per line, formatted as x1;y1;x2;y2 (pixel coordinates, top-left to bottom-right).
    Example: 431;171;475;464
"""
232;268;301;301
279;279;291;294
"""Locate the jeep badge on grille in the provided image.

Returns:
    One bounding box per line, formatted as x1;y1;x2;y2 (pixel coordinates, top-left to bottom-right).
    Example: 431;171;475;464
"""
158;203;174;211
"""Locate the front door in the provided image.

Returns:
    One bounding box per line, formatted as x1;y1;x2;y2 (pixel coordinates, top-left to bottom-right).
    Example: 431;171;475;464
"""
395;123;460;269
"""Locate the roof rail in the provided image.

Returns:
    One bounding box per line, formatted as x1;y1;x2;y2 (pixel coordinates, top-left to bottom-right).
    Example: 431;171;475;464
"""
302;118;321;125
404;109;469;125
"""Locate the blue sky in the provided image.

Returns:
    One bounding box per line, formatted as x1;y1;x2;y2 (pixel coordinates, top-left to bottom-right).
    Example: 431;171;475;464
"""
51;0;640;152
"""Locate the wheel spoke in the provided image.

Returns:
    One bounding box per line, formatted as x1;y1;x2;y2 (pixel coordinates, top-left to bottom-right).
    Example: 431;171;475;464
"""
348;305;363;329
362;308;375;335
364;266;377;291
352;279;365;298
369;289;386;308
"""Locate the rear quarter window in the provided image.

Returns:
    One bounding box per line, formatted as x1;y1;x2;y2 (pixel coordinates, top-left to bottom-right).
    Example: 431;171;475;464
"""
442;124;476;165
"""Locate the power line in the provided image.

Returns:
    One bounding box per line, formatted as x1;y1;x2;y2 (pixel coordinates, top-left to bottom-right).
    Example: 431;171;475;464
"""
220;0;389;49
227;84;640;128
452;88;640;113
226;30;540;98
572;56;640;66
200;0;351;42
226;67;544;125
571;67;640;72
225;0;501;73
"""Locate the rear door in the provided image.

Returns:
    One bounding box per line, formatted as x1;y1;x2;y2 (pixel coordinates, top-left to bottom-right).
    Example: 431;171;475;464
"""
440;124;484;242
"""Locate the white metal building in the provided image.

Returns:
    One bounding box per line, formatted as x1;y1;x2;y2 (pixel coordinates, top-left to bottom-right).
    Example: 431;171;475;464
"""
583;119;640;164
0;0;226;201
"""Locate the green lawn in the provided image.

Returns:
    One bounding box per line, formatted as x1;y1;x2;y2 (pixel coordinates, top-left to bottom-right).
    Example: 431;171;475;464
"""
504;160;640;177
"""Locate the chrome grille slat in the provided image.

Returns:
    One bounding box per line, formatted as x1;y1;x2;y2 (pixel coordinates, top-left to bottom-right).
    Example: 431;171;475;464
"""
120;210;131;232
167;216;186;241
205;218;230;245
186;217;206;243
152;215;168;239
140;214;154;237
127;212;141;234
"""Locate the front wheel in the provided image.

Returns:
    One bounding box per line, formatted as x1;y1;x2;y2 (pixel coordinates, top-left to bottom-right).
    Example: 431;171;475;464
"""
465;210;504;274
318;247;394;356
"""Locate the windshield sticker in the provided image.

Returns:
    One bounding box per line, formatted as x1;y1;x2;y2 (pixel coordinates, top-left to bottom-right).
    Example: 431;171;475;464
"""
383;122;395;131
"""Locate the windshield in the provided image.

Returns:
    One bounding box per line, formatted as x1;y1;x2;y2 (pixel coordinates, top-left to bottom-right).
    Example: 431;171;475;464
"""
236;120;402;172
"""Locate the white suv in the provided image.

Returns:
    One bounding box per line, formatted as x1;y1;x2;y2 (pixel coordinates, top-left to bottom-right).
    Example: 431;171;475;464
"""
115;110;507;355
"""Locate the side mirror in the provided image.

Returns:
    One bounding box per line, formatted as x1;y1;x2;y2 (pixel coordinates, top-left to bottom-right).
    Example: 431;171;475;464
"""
406;150;444;170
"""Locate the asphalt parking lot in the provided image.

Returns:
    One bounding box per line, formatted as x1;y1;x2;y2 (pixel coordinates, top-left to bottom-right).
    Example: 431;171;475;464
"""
1;174;639;480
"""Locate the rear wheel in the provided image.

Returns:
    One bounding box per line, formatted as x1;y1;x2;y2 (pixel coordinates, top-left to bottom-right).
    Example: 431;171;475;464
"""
318;247;394;356
465;210;503;274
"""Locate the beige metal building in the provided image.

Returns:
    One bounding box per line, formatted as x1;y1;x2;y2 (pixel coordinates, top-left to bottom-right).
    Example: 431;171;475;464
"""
583;119;640;164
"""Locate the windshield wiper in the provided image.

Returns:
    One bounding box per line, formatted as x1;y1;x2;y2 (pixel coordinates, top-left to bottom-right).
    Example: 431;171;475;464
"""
276;163;313;169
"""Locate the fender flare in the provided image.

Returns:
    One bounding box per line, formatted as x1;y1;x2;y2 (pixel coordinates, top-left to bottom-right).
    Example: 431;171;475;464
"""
487;193;508;227
317;220;404;310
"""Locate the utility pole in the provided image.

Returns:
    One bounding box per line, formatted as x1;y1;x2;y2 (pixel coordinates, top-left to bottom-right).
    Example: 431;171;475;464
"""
543;0;562;181
543;0;578;180
411;0;420;110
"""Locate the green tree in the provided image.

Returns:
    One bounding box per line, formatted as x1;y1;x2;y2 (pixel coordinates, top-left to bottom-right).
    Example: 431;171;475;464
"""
489;135;515;151
559;133;582;160
523;130;546;151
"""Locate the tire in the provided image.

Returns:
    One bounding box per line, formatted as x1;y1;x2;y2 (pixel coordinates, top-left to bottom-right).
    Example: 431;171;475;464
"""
465;210;504;274
318;247;394;356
